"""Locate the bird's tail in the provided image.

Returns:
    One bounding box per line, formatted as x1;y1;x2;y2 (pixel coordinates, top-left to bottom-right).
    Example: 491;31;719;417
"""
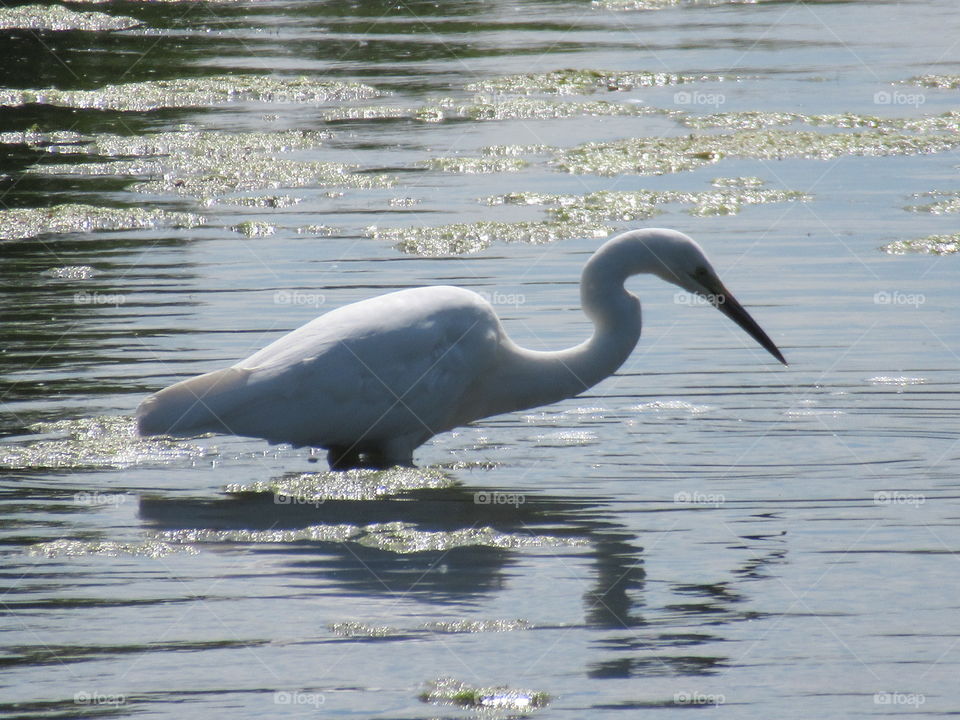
136;367;251;437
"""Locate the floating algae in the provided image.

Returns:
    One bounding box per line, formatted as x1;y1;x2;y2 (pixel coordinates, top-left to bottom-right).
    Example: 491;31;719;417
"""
357;522;587;554
368;220;612;256
906;191;960;215
0;203;203;242
482;144;551;157
881;233;960;255
226;466;455;503
0;4;139;31
224;195;301;208
43;265;97;280
489;181;809;222
420;677;549;712
153;521;585;554
153;525;361;545
555;129;960;176
681;109;960;133
594;0;775;10
467;68;731;95
65;128;331;158
0;129;87;147
331;619;531;638
296;224;339;237
908;74;960;90
32;130;393;200
325;96;656;123
1;417;207;471
424;156;527;174
427;96;654;122
0;75;380;112
232;220;276;237
128;158;393;199
28;539;198;559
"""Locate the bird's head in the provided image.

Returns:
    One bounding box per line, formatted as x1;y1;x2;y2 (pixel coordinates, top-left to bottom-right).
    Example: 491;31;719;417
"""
613;228;787;365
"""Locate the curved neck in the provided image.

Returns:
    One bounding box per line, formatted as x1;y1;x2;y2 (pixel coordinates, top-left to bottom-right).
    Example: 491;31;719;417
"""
475;244;649;419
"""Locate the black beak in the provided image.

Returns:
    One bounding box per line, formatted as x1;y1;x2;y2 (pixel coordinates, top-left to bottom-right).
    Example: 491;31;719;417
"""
709;285;787;365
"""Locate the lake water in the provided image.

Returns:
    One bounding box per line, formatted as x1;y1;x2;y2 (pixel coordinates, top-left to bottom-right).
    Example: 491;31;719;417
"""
1;0;958;717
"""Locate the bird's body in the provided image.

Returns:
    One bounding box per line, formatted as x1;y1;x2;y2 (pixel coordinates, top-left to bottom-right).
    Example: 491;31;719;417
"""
137;229;785;468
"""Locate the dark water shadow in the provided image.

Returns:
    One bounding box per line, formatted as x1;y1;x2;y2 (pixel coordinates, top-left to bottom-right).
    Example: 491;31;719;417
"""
138;479;645;612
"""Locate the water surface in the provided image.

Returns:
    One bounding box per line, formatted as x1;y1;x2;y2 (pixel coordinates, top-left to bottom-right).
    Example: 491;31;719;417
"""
1;0;958;717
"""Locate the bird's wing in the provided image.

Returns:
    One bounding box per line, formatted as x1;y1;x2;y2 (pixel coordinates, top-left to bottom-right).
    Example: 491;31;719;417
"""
137;286;503;449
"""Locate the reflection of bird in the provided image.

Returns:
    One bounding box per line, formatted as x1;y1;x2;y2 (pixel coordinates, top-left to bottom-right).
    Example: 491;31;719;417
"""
137;228;786;470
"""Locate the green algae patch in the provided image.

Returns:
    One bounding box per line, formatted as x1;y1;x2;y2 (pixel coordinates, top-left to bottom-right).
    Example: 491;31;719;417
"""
368;220;612;256
43;265;97;280
594;0;776;9
29;128;389;201
226;466;456;503
232;220;276;237
468;68;731;95
0;129;87;146
69;128;330;159
134;159;391;198
482;144;552;157
324;96;655;123
28;539;198;559
882;233;960;255
224;195;301;208
330;622;402;639
489;181;808;222
359;522;586;554
555;129;960;176
593;0;683;8
681;109;960;133
906;191;960;215
424;156;527;174
331;619;531;639
908;74;960;90
0;75;380;112
296;224;339;237
1;417;208;471
433;96;654;121
0;203;203;241
423;619;532;633
0;4;139;31
154;525;361;545
34;135;393;200
420;677;549;712
154;521;584;554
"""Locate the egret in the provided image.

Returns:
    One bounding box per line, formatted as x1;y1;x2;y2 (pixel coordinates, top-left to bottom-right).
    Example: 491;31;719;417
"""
137;228;786;469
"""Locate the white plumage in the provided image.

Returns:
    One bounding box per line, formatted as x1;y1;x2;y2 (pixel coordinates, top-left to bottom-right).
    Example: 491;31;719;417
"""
137;229;785;468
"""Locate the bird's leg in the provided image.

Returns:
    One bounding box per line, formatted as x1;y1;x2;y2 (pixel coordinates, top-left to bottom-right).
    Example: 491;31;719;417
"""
327;445;363;471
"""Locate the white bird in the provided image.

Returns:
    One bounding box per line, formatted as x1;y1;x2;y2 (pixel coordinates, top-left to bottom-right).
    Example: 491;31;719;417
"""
137;228;785;469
